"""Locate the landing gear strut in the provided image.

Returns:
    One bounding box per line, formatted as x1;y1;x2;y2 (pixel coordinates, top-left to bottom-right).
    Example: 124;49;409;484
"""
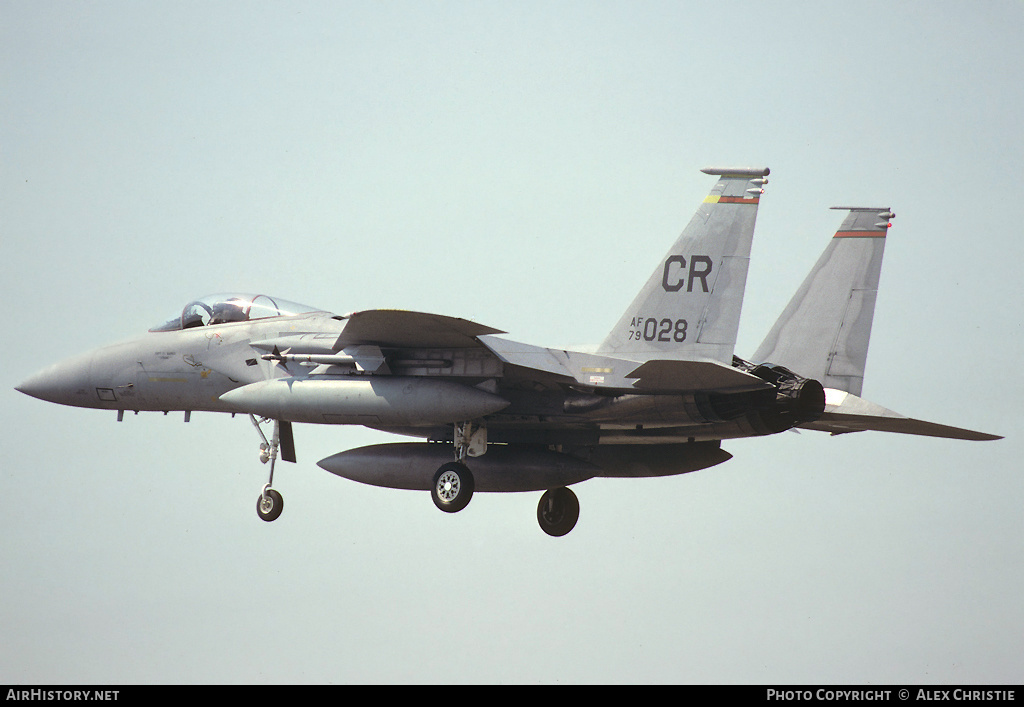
537;487;579;537
250;415;294;522
429;421;484;514
425;422;581;535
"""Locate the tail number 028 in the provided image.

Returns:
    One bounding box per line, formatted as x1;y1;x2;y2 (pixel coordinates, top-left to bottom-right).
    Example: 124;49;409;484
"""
628;318;687;342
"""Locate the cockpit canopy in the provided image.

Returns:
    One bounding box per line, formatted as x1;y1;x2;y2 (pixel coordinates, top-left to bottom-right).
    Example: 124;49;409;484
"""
150;293;322;332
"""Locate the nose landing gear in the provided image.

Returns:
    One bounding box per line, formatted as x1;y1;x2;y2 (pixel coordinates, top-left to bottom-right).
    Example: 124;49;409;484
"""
257;484;284;522
250;415;295;522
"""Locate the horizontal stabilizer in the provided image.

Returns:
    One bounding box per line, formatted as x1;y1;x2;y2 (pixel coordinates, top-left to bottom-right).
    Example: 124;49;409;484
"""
799;388;1002;441
477;335;577;383
335;310;504;349
625;359;772;392
479;335;771;393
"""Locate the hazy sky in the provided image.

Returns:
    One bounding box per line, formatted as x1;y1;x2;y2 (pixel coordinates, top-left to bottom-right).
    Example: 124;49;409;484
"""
2;1;1021;684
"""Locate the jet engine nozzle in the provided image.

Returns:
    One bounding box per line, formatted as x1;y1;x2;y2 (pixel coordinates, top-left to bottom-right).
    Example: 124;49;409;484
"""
714;359;826;435
753;363;826;430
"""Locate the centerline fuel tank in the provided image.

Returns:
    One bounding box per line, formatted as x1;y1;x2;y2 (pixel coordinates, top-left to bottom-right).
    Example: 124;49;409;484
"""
318;442;599;492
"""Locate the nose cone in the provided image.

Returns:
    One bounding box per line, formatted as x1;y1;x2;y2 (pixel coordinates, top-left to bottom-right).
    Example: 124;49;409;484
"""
16;352;97;407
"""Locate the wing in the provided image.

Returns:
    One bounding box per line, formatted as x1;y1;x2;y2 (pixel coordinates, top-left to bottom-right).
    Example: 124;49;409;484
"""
334;310;505;348
200;310;503;383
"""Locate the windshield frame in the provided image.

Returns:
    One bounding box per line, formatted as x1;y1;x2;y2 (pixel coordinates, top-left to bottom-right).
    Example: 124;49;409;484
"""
149;293;323;332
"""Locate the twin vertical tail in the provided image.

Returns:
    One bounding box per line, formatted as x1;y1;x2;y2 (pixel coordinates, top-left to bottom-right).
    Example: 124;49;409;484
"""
597;177;998;440
598;167;770;364
752;207;894;396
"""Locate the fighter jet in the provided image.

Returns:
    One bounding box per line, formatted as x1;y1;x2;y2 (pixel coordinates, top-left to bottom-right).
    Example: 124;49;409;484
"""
16;167;1000;536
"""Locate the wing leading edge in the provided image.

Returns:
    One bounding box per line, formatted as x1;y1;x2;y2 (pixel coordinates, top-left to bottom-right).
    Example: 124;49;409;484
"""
335;310;505;349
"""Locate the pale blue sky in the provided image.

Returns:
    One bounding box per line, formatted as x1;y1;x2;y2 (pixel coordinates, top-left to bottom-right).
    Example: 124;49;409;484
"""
2;1;1021;683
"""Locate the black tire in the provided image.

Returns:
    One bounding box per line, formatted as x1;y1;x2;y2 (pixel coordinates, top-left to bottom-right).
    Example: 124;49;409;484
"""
431;462;474;513
257;488;284;522
537;487;579;537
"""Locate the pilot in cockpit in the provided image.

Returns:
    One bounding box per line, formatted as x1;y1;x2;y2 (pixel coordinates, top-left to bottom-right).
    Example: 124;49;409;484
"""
181;309;205;329
209;298;248;325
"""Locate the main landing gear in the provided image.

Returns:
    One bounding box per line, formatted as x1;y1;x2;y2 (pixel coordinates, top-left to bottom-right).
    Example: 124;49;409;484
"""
250;415;295;522
537;487;579;537
430;421;580;536
431;461;474;513
430;421;481;514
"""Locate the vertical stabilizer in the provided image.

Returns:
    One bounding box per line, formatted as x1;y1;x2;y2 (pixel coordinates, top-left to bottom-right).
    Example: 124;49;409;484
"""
598;167;769;364
751;207;895;396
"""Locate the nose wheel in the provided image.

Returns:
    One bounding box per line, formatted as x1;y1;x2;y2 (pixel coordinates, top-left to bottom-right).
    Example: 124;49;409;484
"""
257;485;284;522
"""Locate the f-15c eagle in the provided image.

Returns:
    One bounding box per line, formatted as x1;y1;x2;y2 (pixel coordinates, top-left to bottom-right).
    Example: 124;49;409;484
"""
17;167;1000;536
